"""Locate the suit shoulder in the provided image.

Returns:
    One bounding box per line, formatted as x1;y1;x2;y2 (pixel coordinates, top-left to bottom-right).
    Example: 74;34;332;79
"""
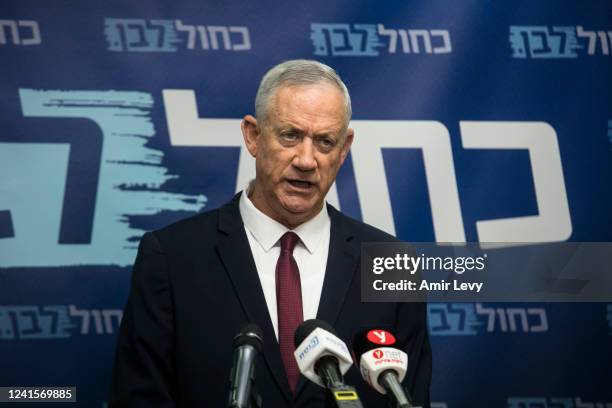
330;206;400;243
146;207;221;251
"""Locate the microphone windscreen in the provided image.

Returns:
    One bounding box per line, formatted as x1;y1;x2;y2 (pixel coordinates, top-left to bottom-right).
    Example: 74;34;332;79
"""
294;319;337;347
233;323;264;351
352;328;398;361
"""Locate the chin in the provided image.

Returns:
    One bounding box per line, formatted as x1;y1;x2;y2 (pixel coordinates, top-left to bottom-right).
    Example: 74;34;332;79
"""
280;197;320;216
283;203;313;215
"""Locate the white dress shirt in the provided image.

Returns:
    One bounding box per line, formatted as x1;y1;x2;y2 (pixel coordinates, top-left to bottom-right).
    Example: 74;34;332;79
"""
239;189;330;340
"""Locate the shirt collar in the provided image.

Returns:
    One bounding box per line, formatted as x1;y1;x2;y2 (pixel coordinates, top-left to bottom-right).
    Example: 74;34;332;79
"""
239;185;329;254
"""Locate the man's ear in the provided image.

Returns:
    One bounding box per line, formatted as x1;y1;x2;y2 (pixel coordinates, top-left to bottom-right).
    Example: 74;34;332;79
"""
339;128;354;165
241;115;259;157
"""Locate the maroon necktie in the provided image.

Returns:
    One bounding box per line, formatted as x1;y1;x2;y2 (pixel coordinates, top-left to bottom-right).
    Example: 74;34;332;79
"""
276;231;303;394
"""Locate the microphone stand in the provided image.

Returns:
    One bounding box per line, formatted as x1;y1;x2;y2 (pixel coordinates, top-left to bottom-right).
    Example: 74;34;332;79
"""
317;356;364;408
380;370;411;408
381;378;423;408
249;375;262;408
228;367;262;408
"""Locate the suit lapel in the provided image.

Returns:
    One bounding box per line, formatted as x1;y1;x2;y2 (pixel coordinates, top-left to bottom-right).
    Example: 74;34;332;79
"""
293;204;361;399
214;194;292;403
316;204;360;329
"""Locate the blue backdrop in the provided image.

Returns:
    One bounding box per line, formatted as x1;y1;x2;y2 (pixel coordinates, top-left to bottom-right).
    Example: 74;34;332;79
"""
1;1;611;407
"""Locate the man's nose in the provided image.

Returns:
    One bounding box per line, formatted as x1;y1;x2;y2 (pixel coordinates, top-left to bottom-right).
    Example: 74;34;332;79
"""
293;138;317;171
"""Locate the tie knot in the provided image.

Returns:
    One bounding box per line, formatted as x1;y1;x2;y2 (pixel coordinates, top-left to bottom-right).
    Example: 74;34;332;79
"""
280;232;300;254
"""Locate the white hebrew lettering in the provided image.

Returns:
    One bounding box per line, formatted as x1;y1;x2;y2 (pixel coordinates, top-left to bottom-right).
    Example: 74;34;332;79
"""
0;20;19;44
460;121;572;243
229;26;251;50
351;121;465;240
397;30;411;53
476;303;496;331
69;305;90;334
408;30;432;53
18;20;41;45
90;310;104;334
577;26;597;55
175;20;196;49
102;310;123;334
527;308;548;332
207;26;231;50
197;26;210;49
506;308;529;332
378;24;398;53
597;31;610;55
430;30;451;53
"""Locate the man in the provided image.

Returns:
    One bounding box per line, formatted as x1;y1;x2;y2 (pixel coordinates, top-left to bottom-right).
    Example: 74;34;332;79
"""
109;60;431;407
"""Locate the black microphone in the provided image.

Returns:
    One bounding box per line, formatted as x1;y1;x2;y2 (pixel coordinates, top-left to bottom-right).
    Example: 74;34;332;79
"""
352;328;413;408
228;323;264;408
294;319;364;408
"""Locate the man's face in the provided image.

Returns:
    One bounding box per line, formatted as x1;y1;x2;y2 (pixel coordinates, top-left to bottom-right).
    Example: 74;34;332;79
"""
241;83;354;228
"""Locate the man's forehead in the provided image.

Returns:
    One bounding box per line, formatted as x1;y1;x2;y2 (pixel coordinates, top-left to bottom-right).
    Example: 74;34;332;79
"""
269;84;346;122
281;81;342;96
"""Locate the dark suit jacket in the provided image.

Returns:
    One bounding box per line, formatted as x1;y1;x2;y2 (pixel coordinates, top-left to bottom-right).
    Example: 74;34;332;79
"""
109;193;432;407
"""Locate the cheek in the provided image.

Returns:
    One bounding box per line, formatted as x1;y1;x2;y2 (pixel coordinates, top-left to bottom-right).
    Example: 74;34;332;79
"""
320;158;340;180
264;154;292;183
278;151;297;169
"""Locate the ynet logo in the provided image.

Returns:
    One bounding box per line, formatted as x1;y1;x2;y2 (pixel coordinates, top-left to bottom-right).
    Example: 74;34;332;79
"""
311;23;451;57
510;25;612;58
104;19;251;52
371;348;403;364
366;329;396;345
508;397;612;408
428;303;548;335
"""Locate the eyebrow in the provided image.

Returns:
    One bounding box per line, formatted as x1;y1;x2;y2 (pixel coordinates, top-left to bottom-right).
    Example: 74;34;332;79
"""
275;124;340;139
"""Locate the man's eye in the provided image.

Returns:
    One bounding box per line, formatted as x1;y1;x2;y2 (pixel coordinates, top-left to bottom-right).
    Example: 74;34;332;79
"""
318;138;335;149
280;132;299;142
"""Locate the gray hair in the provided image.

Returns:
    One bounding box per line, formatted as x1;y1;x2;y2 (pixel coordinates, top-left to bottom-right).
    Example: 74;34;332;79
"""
254;59;352;129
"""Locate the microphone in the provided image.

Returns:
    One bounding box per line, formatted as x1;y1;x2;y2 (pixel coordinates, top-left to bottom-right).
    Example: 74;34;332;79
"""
228;323;264;408
352;328;413;408
293;319;364;407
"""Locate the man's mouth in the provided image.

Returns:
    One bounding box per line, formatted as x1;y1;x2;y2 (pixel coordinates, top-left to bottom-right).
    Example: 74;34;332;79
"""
287;179;314;189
